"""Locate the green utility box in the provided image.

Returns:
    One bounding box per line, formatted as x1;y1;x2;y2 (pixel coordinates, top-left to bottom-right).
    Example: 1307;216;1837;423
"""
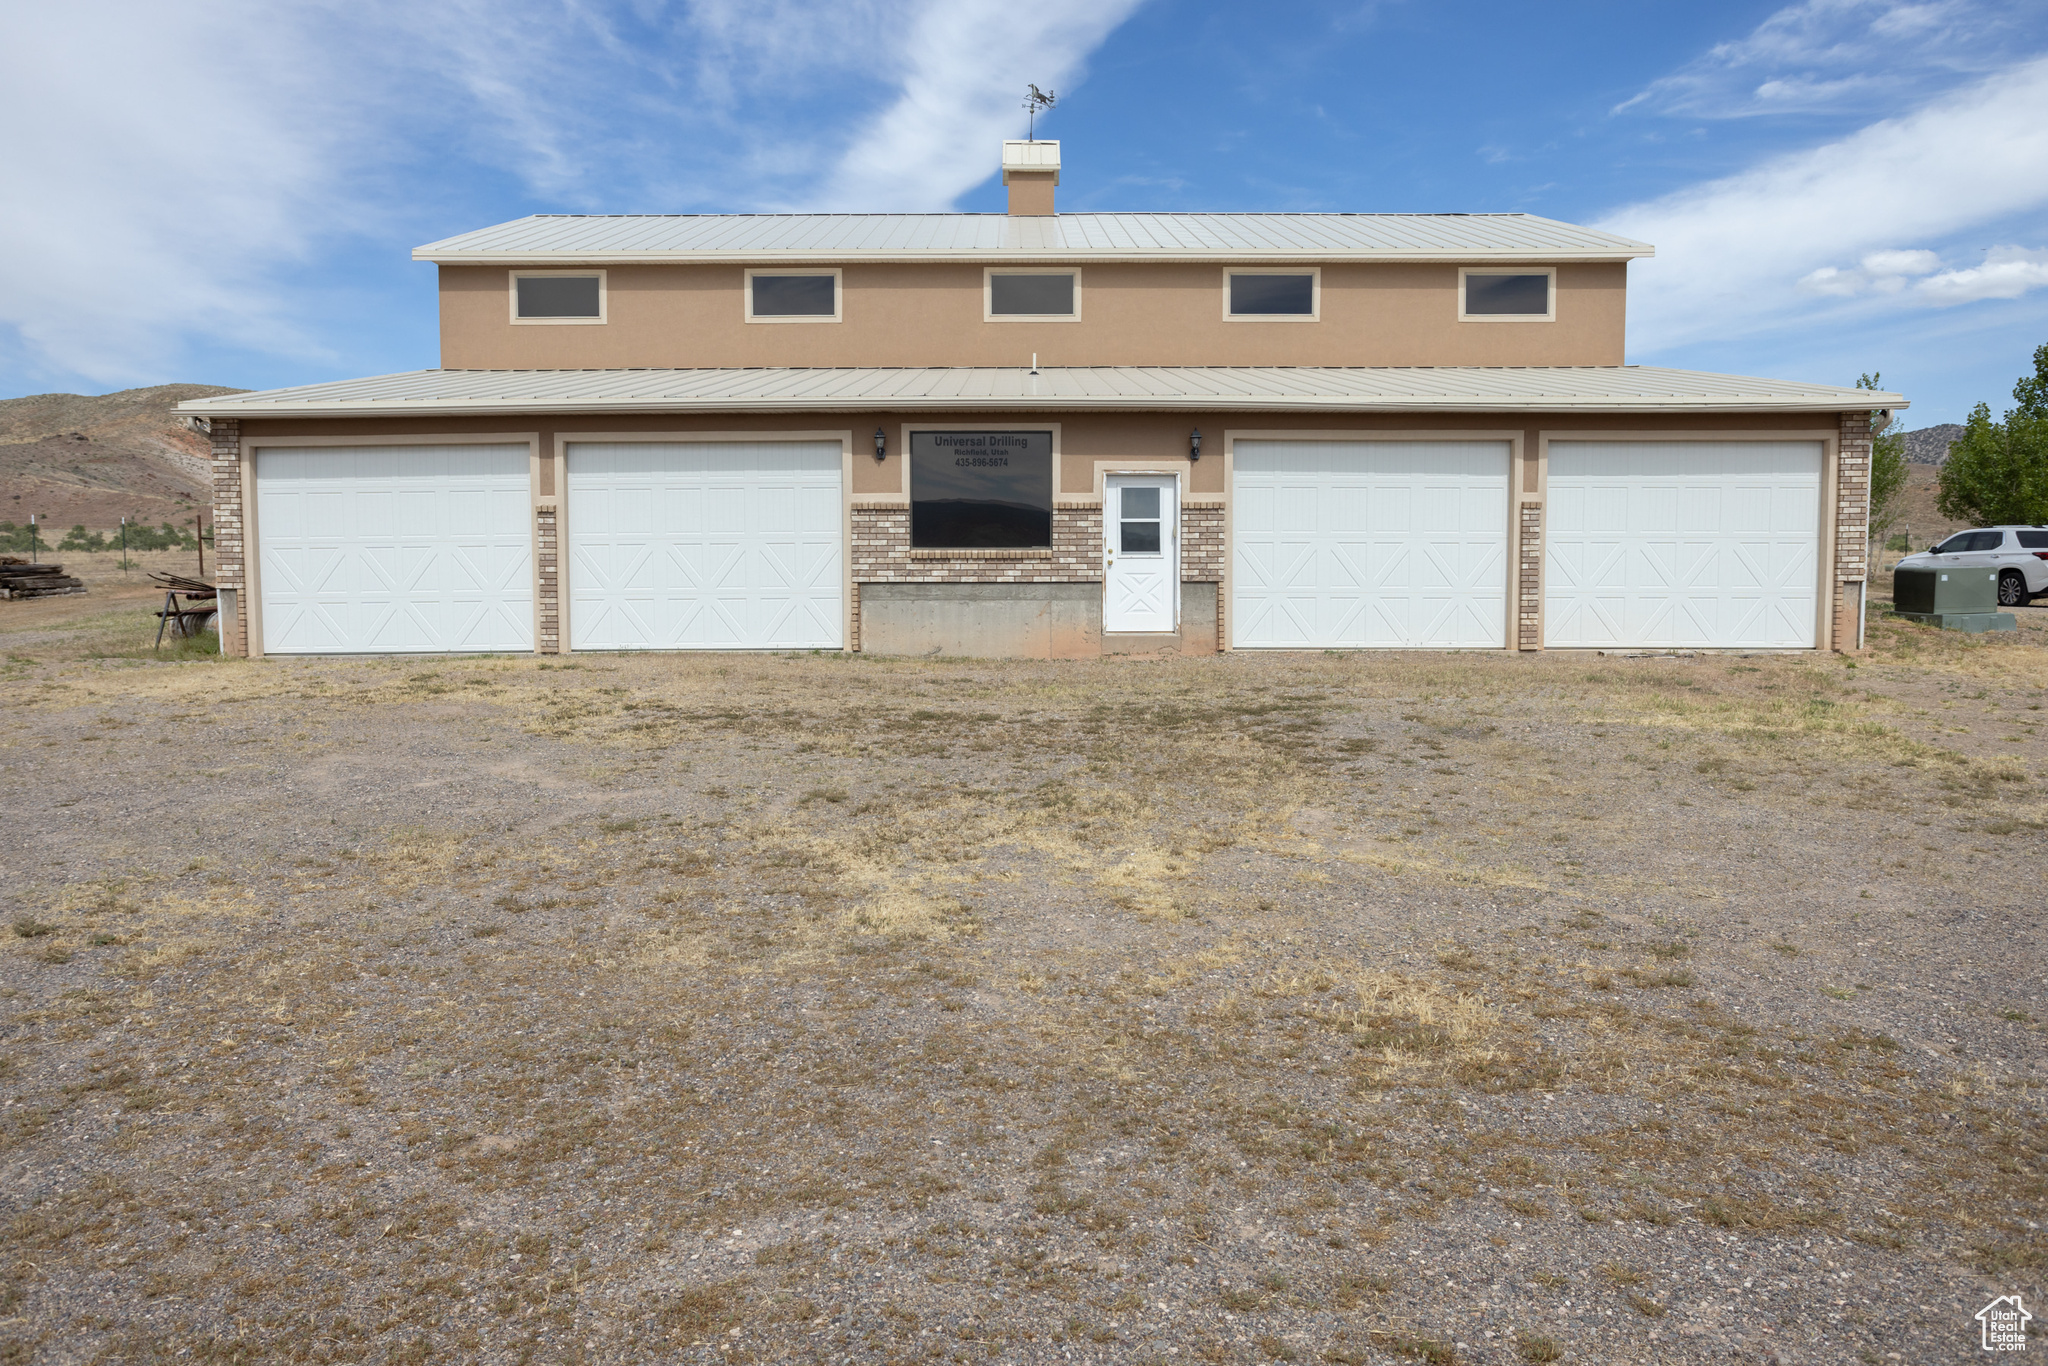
1889;565;2017;632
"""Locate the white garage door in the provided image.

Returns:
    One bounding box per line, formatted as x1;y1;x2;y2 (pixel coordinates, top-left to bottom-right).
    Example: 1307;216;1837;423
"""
255;444;533;654
567;441;843;650
1232;439;1509;648
1545;440;1822;649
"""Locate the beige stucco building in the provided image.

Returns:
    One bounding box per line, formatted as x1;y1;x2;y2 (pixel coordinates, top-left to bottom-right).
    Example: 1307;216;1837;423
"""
181;141;1903;658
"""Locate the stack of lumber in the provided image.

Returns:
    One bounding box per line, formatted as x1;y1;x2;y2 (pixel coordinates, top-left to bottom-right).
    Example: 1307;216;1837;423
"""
0;558;85;600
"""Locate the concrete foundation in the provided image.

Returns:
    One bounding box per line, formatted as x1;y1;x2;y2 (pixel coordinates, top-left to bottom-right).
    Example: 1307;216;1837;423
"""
859;581;1222;659
859;582;1102;658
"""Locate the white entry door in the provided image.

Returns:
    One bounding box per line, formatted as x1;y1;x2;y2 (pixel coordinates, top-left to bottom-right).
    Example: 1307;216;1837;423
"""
255;443;533;654
1544;440;1822;649
566;440;843;650
1104;476;1178;633
1232;439;1509;648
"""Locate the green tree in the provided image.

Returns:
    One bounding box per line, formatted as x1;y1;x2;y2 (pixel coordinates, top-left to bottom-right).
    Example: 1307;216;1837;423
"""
1856;372;1909;546
1937;347;2048;527
2011;342;2048;420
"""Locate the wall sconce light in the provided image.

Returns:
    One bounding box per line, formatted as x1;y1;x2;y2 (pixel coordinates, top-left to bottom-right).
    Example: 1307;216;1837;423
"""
873;427;887;462
1189;428;1203;461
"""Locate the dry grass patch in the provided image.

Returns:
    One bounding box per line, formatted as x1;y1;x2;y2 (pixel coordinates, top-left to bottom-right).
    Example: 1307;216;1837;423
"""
2;607;2044;1362
1300;971;1503;1080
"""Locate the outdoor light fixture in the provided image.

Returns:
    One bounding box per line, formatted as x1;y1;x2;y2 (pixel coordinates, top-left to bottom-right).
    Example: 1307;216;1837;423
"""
873;427;887;462
1189;428;1203;461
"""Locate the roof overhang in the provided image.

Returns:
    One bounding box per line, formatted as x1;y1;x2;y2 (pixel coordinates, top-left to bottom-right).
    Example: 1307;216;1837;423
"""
411;213;1656;266
175;367;1905;420
415;249;1653;265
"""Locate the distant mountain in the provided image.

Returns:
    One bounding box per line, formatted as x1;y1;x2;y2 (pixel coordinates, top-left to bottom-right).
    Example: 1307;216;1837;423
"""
0;383;244;532
1899;423;1962;465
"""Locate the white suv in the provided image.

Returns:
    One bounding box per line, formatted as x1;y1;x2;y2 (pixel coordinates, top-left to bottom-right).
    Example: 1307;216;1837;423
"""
1897;526;2048;607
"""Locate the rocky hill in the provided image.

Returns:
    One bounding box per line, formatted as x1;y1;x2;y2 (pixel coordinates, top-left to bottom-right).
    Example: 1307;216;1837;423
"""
0;384;244;533
1899;423;1962;464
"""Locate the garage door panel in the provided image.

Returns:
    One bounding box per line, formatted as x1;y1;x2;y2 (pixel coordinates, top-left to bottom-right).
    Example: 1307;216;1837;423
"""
1236;594;1306;647
256;444;533;655
1233;440;1509;650
567;440;843;651
1368;484;1412;534
266;603;344;653
1544;441;1820;650
1548;595;1621;647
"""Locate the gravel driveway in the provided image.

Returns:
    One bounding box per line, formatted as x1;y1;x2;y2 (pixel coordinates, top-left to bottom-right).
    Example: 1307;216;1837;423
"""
2;577;2043;1364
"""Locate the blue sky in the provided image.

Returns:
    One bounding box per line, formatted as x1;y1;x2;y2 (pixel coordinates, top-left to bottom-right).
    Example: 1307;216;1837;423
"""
4;0;2047;425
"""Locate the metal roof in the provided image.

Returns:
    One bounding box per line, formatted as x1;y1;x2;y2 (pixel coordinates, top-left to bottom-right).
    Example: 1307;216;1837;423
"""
413;213;1653;264
177;366;1900;418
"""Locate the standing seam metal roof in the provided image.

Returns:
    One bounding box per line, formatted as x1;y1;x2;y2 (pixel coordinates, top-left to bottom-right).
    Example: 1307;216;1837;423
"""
413;213;1653;262
174;366;1901;417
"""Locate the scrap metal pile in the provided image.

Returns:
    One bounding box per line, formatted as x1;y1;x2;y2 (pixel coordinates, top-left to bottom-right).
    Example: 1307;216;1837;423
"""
151;571;218;645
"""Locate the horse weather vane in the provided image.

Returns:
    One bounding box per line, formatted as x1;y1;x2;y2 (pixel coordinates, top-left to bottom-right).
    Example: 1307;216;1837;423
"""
1023;84;1056;140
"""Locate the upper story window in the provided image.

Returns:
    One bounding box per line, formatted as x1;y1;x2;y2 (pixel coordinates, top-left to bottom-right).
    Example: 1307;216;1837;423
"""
1460;268;1555;321
746;269;841;323
511;271;605;325
986;269;1079;321
1224;269;1319;321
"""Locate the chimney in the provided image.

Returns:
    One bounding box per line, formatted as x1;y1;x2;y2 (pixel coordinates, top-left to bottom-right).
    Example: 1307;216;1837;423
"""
1002;140;1059;216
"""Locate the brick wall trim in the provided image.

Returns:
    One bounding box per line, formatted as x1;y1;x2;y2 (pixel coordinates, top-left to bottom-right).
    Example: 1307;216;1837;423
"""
1516;500;1543;650
535;506;560;653
208;418;248;656
1833;407;1873;651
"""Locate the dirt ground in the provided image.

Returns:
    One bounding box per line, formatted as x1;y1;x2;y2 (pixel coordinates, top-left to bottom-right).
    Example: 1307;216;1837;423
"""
1886;468;1966;556
3;564;2044;1365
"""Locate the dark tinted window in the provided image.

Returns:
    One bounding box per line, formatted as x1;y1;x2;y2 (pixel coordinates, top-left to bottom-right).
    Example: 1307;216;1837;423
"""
2017;530;2048;549
910;431;1053;548
1939;532;2003;552
752;274;837;316
1464;273;1550;315
990;273;1075;315
1228;273;1315;316
515;275;601;318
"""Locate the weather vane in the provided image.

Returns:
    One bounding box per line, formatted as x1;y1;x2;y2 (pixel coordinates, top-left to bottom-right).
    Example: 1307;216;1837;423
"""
1023;84;1056;141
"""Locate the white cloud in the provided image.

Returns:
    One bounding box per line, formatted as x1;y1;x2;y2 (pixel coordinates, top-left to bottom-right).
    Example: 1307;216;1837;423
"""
1796;266;1864;297
814;0;1146;211
1914;246;2048;301
1797;247;1947;295
0;0;375;384
1861;248;1942;275
1800;244;2048;301
1597;54;2048;351
1614;0;2021;117
0;0;1145;388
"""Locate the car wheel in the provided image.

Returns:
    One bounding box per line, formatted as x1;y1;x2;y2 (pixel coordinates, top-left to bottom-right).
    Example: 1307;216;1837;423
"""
1998;570;2027;607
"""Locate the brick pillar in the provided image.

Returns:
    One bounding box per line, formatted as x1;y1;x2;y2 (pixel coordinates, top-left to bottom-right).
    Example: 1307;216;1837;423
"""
1517;500;1543;650
535;507;560;652
209;418;248;656
849;581;861;652
1834;408;1872;651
